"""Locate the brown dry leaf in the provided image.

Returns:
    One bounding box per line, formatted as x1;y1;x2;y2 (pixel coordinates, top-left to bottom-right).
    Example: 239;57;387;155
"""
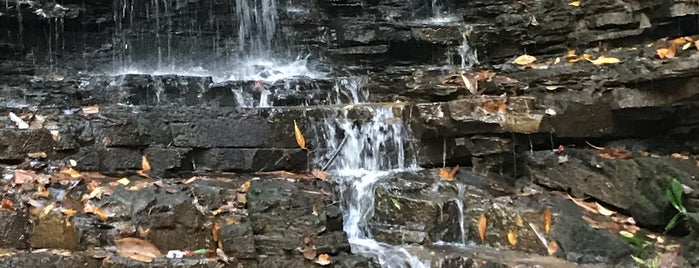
114;237;162;263
81;105;100;115
671;153;689;160
513;54;537;65
297;246;316;260
182;176;198;184
14;170;37;184
294;120;307;150
212;222;221;243
656;48;674;59
568;53;593;63
311;169;328;181
478;214;487;243
1;199;15;211
564;50;577;58
589;55;620;66
215;248;229;263
86;180;100;192
474;70;496;81
547;241;558;255
304;237;312;245
569;1;580;7
315;254;331;266
497;101;507;114
543;208;552;234
507;230;518;246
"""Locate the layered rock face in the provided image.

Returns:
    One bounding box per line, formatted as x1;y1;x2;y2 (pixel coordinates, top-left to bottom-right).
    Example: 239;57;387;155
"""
1;0;698;267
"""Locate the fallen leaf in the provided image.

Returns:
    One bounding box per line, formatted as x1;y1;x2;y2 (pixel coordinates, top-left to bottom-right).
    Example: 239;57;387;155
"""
311;169;328;181
595;202;615;216
182;176;198;184
474;70;496;81
515;214;524;227
513;54;537;65
656;48;674;59
212;222;220;244
116;178;130;186
81;105;99;115
682;42;692;50
569;1;580;7
439;165;459;181
294;120;307;150
239;181;251;192
497;101;507;113
460;72;478;95
297;246;316;260
215;248;229;263
61;168;81;179
507;230;518;246
138;226;150;238
547;241;558;255
114;237;162;263
137;156;151;178
564;50;577;58
568;53;593;63
543;208;552;234
84;203;109;222
544;108;557;116
478;214;487;243
14;170;36;184
315;254;331;266
69;159;78;167
1;199;15;211
62;209;77;216
27;151;47;158
589;55;620;66
304;237;312;245
671;153;689;160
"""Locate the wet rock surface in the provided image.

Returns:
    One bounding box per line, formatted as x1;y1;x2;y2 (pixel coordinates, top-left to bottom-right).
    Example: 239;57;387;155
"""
1;0;699;267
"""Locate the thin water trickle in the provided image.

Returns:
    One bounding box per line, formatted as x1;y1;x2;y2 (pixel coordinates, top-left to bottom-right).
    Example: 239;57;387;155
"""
320;106;427;267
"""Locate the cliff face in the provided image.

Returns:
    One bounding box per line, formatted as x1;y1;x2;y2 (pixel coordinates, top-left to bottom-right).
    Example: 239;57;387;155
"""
0;0;699;267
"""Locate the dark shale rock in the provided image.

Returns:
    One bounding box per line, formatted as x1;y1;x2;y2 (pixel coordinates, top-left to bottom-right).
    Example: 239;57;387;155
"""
0;210;29;249
525;148;699;228
219;222;256;259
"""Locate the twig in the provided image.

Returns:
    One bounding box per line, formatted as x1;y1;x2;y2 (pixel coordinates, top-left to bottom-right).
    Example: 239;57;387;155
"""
322;135;348;171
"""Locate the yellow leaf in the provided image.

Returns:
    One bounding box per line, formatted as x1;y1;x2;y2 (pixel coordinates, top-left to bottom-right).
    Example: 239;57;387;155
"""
116;178;130;186
478;214;487;244
513;54;537;65
294;120;307;150
507;230;518;246
564;50;577;58
569;1;580;7
682;42;692;50
589;55;620;66
543;207;552;234
515;214;524;227
62;209;77;216
547;241;558;255
61;168;81;179
595;202;615;216
315;253;331;266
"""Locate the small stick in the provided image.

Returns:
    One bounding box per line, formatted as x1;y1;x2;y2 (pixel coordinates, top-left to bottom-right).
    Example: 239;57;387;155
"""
322;135;348;171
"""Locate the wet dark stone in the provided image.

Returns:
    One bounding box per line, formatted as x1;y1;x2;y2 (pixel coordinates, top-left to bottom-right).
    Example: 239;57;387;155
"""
0;129;57;160
681;212;699;266
548;197;635;265
525;148;699;228
0;210;29;249
0;252;102;268
193;148;308;172
219;222;255;259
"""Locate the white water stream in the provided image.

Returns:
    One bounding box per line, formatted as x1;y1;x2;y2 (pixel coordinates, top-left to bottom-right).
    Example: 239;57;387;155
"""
319;106;433;267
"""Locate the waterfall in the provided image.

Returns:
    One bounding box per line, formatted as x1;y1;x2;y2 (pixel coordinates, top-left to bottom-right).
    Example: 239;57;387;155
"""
319;106;425;267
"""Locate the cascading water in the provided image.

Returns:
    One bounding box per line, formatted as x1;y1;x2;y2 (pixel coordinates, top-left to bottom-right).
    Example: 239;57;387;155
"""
319;106;430;268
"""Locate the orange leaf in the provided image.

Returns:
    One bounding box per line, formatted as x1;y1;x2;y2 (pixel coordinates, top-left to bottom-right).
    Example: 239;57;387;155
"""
62;209;77;216
61;168;81;179
547;241;558;255
543;208;552;234
497;101;507;114
482;101;498;113
315;253;331;266
1;199;15;211
439;165;459;181
138;156;151;178
478;214;487;243
114;237;162;263
507;230;518;246
294;120;307;150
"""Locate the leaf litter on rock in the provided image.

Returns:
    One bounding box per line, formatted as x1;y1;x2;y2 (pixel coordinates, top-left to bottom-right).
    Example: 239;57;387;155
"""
114;237;162;263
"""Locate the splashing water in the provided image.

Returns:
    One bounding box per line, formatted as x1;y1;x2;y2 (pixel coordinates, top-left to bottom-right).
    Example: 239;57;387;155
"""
319;106;426;267
458;25;479;70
